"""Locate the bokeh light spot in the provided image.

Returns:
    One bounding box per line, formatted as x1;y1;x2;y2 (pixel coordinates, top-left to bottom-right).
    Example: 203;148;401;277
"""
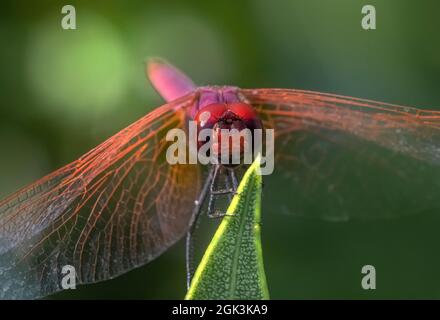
27;13;132;120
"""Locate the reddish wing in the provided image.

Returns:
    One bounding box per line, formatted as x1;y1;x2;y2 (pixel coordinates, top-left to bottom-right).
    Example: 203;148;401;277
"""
240;88;440;220
0;93;200;299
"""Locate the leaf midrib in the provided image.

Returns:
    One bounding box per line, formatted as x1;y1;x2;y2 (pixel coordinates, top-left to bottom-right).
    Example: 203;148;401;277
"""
228;173;256;299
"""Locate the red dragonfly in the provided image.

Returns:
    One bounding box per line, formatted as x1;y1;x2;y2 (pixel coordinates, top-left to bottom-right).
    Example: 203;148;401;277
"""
0;59;439;299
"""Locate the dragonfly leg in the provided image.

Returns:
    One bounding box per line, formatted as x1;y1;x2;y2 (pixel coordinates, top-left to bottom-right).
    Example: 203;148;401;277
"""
229;168;239;191
211;188;235;195
207;209;235;219
206;167;240;219
207;168;235;219
206;165;220;218
185;165;216;290
224;171;233;202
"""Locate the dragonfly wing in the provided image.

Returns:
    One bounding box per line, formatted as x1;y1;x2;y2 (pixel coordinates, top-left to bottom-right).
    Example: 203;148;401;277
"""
0;93;200;299
240;88;440;220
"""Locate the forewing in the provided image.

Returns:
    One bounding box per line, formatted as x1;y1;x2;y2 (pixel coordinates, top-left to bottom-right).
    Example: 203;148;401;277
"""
0;93;200;299
240;88;440;220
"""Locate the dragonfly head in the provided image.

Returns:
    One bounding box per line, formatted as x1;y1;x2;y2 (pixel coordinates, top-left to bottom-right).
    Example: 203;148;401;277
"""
194;103;263;167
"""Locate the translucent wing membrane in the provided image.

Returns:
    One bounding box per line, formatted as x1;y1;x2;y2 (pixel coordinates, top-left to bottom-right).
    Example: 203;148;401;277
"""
0;93;200;299
240;88;440;220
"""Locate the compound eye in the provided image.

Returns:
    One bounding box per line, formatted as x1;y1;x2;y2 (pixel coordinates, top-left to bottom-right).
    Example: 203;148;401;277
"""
228;103;258;121
195;103;227;129
228;103;262;130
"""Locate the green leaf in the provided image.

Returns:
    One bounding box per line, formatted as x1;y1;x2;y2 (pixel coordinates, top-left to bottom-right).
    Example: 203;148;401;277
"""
185;156;269;300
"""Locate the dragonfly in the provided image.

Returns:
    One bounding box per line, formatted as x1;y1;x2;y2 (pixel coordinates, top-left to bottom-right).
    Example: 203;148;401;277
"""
0;58;440;299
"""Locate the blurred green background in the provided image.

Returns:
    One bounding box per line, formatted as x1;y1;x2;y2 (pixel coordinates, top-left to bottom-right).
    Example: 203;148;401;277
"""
1;0;440;299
